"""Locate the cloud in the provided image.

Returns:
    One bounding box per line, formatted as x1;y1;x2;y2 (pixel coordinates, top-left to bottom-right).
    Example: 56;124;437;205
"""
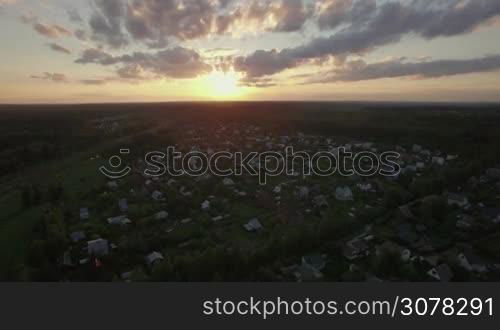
75;46;212;79
33;22;72;38
48;43;71;54
67;8;82;23
84;0;313;49
79;79;108;85
308;54;500;83
31;72;68;83
88;0;128;48
234;0;500;78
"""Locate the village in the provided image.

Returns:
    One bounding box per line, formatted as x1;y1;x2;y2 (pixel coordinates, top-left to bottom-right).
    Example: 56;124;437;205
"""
48;122;500;282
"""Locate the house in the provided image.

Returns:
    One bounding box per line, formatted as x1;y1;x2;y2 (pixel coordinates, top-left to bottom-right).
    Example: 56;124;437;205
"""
87;239;109;256
223;178;235;186
293;264;323;282
313;195;329;208
107;215;131;225
297;186;309;200
412;144;422;153
458;251;488;273
243;218;263;232
427;264;453;282
302;255;326;271
486;168;500;180
357;183;373;192
482;208;500;224
118;198;128;212
152;190;165;201
80;207;89;220
432;157;445;166
398;224;419;244
62;250;74;267
447;193;469;208
201;200;210;211
145;251;164;268
456;215;475;229
336;186;354;201
154;211;169;220
343;239;369;260
70;231;86;243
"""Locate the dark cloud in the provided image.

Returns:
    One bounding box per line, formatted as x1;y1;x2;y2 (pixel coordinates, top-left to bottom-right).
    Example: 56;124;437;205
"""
89;0;128;48
309;55;500;83
33;22;72;38
48;43;71;54
85;0;312;49
67;8;82;23
235;0;500;78
74;29;87;41
76;46;212;79
79;79;108;85
31;72;68;82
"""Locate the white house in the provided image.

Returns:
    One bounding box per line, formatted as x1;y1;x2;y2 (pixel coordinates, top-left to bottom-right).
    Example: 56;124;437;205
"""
107;215;131;226
336;186;354;201
244;218;263;232
201;200;210;211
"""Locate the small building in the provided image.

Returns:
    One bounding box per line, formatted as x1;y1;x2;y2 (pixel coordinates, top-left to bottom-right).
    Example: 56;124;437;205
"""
107;181;118;190
343;239;369;260
482;208;500;224
486;168;500;180
357;183;373;192
155;211;169;220
447;193;469;208
432;157;445;166
201;200;210;211
145;251;164;268
107;215;131;226
297;186;309;200
427;264;453;282
87;239;109;256
118;198;128;212
223;178;235;186
313;195;329;208
458;251;488;273
70;231;86;243
293;265;323;282
336;186;354;201
152;190;165;201
244;218;263;232
302;255;326;271
80;207;89;221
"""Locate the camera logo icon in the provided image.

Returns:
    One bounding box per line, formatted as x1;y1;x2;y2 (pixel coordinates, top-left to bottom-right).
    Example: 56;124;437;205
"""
99;149;132;179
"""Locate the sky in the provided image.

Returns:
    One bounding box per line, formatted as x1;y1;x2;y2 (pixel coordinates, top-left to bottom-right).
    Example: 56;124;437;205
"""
1;0;500;103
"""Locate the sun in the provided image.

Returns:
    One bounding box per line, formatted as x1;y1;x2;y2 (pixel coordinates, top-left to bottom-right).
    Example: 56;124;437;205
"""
204;70;243;99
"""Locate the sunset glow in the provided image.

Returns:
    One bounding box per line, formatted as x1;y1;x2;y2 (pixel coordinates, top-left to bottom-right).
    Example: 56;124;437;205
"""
0;0;500;103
